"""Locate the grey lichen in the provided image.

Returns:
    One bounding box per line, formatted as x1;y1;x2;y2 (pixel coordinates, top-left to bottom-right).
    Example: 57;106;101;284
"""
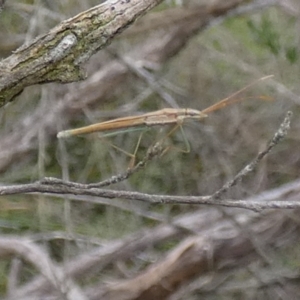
48;33;78;62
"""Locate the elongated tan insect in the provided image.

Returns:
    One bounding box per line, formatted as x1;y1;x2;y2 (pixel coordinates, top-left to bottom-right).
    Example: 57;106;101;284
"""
57;75;273;139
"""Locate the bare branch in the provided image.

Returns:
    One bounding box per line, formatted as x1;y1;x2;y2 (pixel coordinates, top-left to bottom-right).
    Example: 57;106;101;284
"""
0;111;293;211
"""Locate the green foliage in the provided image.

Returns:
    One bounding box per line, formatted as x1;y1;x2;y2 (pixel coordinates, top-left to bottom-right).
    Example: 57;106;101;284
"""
247;13;298;63
247;15;281;55
285;45;298;64
0;261;9;293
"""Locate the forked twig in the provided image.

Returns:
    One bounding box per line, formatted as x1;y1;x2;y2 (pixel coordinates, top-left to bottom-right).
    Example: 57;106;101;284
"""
0;112;293;211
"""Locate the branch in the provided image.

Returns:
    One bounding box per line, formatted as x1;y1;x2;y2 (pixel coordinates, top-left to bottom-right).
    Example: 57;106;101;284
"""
0;0;163;106
0;111;294;211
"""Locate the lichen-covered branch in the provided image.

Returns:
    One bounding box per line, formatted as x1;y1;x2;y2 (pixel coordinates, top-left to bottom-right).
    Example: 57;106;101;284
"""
0;0;163;106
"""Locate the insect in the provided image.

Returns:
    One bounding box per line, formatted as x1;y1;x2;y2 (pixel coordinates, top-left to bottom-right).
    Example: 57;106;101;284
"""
57;75;273;139
57;75;273;166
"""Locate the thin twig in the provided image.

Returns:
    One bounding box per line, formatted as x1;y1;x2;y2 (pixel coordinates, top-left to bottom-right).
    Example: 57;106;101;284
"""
88;141;164;188
42;141;163;189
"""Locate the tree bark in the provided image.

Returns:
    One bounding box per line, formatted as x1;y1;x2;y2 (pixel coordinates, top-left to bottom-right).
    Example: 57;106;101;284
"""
0;0;163;106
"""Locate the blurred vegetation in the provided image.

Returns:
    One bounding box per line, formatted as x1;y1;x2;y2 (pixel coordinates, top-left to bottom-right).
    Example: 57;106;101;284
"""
0;0;300;298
